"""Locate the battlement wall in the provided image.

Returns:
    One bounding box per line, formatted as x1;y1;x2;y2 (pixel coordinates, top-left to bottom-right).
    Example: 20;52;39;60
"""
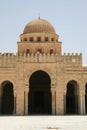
62;53;82;66
0;52;83;67
0;52;57;67
0;53;16;67
16;52;57;63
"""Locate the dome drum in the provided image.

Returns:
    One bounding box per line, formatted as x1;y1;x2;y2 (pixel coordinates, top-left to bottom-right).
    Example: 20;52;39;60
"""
20;33;58;43
18;18;62;55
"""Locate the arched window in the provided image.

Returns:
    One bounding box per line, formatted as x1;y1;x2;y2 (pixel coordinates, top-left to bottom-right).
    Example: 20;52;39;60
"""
30;37;33;42
37;37;41;42
24;38;27;41
50;49;54;54
26;49;30;54
45;37;48;42
51;38;54;42
37;49;42;53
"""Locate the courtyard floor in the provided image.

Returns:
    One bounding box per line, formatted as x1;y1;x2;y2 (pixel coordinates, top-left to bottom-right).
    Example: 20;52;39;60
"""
0;116;87;130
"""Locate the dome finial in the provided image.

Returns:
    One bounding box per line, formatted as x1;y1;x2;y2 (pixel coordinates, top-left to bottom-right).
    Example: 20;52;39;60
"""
38;13;40;19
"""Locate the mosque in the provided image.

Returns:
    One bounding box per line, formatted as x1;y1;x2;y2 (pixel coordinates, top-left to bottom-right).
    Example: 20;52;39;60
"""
0;17;87;115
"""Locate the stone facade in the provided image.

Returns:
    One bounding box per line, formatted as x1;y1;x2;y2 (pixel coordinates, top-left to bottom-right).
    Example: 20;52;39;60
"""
0;18;87;115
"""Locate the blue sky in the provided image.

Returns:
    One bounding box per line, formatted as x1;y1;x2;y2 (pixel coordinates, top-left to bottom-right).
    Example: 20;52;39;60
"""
0;0;87;64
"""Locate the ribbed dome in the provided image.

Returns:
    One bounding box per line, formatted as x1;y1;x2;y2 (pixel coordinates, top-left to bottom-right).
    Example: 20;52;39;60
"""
23;18;55;34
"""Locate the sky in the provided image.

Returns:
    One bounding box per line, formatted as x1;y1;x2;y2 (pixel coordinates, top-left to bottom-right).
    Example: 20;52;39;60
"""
0;0;87;64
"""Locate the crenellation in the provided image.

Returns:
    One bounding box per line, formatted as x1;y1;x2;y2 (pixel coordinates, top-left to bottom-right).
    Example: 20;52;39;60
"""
0;53;16;67
63;53;82;66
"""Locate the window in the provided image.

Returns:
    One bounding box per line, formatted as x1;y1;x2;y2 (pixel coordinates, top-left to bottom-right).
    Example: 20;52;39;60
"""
50;49;54;54
45;37;48;42
37;37;41;42
26;49;30;54
37;49;42;53
51;38;54;42
30;37;33;42
24;38;27;41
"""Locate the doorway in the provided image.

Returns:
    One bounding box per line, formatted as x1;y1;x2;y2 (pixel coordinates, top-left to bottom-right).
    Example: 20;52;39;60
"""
66;80;79;114
1;81;14;115
28;70;52;114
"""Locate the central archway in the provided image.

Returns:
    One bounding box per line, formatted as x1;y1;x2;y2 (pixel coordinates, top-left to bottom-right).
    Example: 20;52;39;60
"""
28;70;52;115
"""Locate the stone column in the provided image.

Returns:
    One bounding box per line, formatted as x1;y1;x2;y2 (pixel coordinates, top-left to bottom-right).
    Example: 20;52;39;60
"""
80;93;83;114
51;88;56;115
79;91;85;115
64;90;66;114
83;94;86;114
24;87;29;115
13;89;16;115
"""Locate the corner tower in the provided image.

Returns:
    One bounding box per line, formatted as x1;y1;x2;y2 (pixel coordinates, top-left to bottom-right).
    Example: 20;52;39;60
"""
17;18;62;55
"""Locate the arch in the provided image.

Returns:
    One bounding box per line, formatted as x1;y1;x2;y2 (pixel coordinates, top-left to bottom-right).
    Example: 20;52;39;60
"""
50;49;54;54
45;37;49;42
35;46;43;54
26;49;30;54
28;70;52;115
24;38;27;41
66;80;79;114
85;83;87;114
0;80;14;115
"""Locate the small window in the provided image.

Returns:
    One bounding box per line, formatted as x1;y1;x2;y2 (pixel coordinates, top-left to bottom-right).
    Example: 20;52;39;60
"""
26;49;30;54
45;37;48;42
51;38;54;42
37;37;41;42
37;49;42;53
30;37;33;42
50;49;54;54
24;38;27;41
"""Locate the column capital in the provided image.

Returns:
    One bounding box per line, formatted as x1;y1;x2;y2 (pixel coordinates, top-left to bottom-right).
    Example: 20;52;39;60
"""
13;89;16;96
80;90;85;96
51;87;56;93
25;87;29;92
64;89;66;95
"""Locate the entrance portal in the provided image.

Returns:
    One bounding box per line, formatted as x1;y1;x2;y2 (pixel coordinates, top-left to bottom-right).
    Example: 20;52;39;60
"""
1;81;14;115
66;80;79;114
28;70;51;114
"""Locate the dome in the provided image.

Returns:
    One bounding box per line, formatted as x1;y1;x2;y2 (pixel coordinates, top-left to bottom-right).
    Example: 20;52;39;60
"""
23;18;55;34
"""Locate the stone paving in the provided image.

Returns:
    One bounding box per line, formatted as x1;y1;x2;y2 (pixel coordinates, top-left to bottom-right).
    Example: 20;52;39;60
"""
0;116;87;130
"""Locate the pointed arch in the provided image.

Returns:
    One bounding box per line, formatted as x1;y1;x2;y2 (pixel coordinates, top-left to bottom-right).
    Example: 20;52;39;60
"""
0;80;14;115
66;80;79;114
28;70;52;114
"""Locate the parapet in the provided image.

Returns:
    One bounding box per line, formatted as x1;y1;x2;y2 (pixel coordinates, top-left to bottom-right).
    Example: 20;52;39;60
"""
62;53;82;66
0;52;83;67
0;53;16;67
16;52;57;63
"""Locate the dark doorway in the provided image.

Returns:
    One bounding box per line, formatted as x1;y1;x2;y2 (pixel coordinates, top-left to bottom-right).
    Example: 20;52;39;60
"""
1;81;14;115
66;81;78;114
28;70;51;115
85;83;87;114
